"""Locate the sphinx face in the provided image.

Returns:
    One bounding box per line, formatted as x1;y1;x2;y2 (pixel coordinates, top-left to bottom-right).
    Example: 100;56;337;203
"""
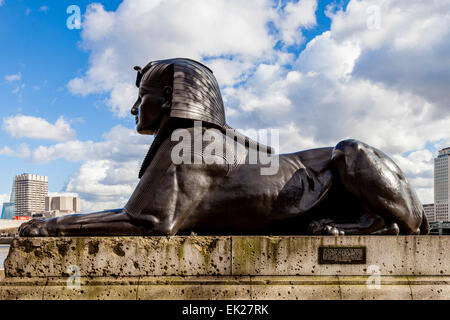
131;85;167;135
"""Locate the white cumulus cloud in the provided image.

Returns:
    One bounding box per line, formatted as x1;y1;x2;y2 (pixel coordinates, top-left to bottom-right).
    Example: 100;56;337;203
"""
67;0;318;117
222;0;450;204
31;125;149;163
65;160;139;212
3;115;76;142
28;125;152;211
57;0;450;207
0;144;31;158
275;0;318;45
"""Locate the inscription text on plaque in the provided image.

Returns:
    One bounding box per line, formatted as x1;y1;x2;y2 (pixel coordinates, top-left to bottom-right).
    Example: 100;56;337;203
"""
318;246;366;264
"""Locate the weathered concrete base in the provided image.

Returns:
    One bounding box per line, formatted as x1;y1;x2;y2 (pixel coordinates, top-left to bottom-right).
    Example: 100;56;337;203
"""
1;275;449;300
1;236;449;300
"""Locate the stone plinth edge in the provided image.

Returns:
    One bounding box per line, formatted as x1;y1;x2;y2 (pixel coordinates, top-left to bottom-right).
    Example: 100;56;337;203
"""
1;236;449;300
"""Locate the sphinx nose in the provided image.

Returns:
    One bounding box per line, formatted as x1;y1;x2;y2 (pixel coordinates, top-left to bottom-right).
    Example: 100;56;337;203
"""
131;99;140;115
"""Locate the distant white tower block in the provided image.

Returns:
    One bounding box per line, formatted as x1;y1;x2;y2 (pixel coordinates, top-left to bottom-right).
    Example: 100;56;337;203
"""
434;147;450;222
45;196;81;217
14;173;48;217
73;197;81;212
423;203;435;223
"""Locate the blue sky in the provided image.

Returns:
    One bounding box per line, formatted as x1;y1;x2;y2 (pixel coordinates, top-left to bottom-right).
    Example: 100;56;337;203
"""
0;1;125;197
0;0;449;211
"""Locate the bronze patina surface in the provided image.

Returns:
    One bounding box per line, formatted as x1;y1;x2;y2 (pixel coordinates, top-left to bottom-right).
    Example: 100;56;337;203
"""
19;58;428;237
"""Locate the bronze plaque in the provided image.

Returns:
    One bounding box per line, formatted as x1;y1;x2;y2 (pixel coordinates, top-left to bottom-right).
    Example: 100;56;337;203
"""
318;246;366;264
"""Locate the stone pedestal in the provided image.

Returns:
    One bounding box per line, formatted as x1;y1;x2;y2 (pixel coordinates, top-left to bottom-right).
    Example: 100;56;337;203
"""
1;236;449;300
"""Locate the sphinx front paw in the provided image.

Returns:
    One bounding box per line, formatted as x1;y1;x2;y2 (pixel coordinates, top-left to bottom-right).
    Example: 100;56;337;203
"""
308;220;345;236
18;219;50;237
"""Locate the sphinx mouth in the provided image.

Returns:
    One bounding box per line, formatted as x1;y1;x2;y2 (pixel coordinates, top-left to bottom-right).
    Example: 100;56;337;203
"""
135;116;139;124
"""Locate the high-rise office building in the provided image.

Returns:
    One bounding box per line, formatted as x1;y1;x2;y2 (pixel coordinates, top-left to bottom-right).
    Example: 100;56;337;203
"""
1;203;15;219
423;203;435;223
434;147;450;221
14;173;48;216
1;179;15;219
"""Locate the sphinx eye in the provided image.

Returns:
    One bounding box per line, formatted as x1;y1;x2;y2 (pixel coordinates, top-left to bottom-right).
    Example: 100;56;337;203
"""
139;89;146;98
139;87;152;97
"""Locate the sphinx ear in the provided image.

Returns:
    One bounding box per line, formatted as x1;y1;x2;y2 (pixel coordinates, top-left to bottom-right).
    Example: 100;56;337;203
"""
163;86;173;101
160;63;174;93
161;86;172;113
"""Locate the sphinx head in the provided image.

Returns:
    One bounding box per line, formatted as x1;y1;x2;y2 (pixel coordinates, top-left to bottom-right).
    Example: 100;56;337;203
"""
131;63;174;135
131;58;226;135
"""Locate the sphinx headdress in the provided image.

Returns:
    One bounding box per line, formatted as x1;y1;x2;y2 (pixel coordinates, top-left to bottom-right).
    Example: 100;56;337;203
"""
134;58;274;178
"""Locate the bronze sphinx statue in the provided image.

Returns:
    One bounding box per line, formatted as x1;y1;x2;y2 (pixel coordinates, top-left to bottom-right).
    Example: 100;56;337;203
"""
19;58;429;237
